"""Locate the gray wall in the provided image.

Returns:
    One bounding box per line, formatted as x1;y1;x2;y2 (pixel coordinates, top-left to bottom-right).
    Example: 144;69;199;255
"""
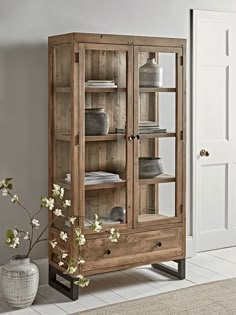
1;0;236;265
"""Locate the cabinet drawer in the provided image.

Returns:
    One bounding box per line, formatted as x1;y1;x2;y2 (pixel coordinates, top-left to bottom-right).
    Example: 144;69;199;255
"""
81;228;183;273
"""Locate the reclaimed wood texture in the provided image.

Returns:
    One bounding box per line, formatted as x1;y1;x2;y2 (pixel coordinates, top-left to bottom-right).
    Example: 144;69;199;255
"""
81;228;182;272
48;32;186;277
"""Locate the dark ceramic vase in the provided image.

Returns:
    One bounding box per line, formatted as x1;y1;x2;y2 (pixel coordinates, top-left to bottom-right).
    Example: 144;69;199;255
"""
139;157;164;179
85;108;109;135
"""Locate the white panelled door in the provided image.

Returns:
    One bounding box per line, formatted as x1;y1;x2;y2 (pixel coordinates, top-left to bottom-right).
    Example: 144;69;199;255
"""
193;10;236;252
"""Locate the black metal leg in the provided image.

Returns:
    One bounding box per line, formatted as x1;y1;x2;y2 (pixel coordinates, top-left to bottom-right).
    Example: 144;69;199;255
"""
49;265;79;300
151;259;185;280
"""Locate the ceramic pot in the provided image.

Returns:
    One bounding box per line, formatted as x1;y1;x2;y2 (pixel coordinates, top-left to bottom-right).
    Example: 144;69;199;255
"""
85;108;109;135
1;255;39;308
139;157;164;179
110;206;126;223
139;58;163;87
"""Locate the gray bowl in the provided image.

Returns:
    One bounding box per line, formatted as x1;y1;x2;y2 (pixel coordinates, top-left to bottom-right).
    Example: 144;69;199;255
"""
139;157;163;179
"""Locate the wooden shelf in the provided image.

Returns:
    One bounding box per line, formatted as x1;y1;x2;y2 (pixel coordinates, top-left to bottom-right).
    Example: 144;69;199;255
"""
138;213;168;222
55;180;126;191
139;174;175;185
140;132;176;139
85;134;126;141
55;133;126;142
54;87;71;93
85;87;126;93
139;87;176;93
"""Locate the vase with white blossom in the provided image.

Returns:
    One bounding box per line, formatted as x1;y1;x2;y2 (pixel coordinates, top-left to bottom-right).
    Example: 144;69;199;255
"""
0;178;120;308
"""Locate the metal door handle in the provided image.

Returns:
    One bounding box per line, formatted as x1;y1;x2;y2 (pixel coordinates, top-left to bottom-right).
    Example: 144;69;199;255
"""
128;135;134;141
200;149;210;157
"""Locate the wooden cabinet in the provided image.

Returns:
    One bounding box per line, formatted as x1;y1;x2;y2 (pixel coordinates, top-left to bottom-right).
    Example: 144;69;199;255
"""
48;33;186;300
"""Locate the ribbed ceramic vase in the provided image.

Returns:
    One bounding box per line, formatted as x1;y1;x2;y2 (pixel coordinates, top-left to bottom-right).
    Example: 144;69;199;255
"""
139;58;163;87
1;255;39;308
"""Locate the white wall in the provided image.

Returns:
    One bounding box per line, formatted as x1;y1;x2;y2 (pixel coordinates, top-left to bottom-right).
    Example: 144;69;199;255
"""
1;0;236;265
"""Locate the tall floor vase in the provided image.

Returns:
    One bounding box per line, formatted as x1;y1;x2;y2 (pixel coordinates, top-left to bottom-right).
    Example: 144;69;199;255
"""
1;255;39;308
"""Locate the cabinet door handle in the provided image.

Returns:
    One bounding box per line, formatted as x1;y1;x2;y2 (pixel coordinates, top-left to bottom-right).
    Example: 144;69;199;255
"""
134;135;140;140
156;242;162;248
105;249;111;255
128;135;134;141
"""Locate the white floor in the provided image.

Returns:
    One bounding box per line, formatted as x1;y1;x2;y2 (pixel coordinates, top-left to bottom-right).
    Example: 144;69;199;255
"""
1;247;236;315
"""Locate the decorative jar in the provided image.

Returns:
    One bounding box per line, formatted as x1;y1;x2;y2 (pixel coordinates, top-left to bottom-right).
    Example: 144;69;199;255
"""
139;58;163;87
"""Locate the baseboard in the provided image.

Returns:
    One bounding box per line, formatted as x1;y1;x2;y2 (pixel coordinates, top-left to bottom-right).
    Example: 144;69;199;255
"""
186;236;195;258
0;258;48;292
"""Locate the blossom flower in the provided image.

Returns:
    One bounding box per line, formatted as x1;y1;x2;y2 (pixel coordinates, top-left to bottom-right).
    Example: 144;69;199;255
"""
53;208;63;217
74;275;90;287
62;253;68;259
68;217;76;224
49;240;57;248
60;231;68;242
109;228;120;243
41;197;54;210
78;257;85;265
58;261;64;267
91;214;102;233
52;184;60;197
65;266;77;274
23;232;30;240
75;227;86;246
32;219;40;228
11;194;19;203
6;229;20;248
2;188;8;196
63;200;71;208
59;187;64;199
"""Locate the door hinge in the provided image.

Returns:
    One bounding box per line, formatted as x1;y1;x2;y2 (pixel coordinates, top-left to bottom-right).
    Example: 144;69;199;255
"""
180;130;184;140
180;55;183;66
75;52;79;63
180;204;183;214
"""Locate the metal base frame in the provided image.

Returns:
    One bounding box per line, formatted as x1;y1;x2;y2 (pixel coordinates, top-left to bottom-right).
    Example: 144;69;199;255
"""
151;259;186;279
49;265;79;300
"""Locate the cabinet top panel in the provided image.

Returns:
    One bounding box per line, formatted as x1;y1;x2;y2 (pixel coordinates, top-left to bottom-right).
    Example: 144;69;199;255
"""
48;32;186;47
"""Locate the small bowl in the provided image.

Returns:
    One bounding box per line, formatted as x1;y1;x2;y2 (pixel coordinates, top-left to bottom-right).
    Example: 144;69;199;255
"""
110;206;126;223
139;157;163;179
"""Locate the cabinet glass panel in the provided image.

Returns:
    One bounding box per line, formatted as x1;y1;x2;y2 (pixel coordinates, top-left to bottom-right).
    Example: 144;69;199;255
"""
52;45;73;231
83;47;130;229
136;48;178;224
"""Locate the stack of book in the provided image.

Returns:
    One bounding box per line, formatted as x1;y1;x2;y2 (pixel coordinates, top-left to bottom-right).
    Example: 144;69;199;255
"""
115;121;167;134
85;171;122;185
139;121;166;134
64;171;122;185
85;80;117;88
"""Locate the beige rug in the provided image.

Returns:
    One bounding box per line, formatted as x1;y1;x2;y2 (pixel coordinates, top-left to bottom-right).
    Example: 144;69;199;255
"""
73;278;236;315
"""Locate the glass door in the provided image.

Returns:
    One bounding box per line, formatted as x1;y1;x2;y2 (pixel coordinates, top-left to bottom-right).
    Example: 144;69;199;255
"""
133;45;184;227
76;43;133;233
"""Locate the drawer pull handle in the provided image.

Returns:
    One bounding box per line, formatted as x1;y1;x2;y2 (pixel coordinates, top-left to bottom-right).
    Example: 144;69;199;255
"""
105;249;111;255
156;242;162;248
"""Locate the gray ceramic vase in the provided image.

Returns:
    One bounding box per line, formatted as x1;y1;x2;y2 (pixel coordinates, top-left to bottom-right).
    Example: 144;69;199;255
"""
85;108;109;135
139;157;164;179
1;256;39;308
139;58;163;87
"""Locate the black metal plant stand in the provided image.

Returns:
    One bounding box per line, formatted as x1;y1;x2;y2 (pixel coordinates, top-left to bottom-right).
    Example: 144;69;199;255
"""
49;264;79;300
152;258;185;279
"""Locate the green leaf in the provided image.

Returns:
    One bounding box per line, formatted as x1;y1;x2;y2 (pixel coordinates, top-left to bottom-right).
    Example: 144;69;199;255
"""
6;229;14;240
